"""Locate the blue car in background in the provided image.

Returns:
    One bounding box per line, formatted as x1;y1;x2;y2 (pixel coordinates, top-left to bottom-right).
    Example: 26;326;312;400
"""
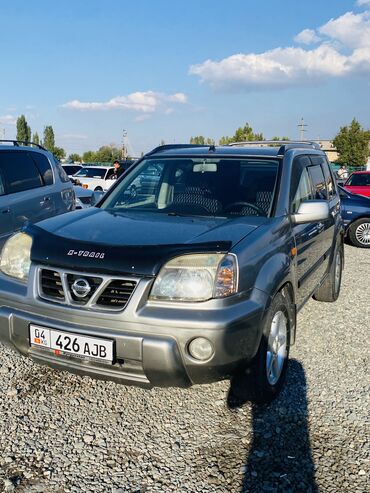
339;186;370;248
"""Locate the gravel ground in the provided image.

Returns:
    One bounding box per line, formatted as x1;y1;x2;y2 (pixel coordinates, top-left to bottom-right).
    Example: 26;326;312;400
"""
0;244;369;493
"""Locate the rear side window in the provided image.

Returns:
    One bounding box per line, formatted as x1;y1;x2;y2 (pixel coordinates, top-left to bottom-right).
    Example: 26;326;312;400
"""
310;156;336;200
53;156;70;183
0;151;43;193
308;165;327;200
31;152;54;186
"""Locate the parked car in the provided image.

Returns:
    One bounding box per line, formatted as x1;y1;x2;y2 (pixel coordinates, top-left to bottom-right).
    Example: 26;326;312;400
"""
62;164;83;178
73;186;102;209
339;185;370;248
73;166;116;191
343;171;370;197
128;163;162;197
0;140;74;247
0;141;343;405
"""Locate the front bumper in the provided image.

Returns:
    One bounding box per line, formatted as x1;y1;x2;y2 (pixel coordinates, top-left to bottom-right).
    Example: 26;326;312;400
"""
0;268;267;388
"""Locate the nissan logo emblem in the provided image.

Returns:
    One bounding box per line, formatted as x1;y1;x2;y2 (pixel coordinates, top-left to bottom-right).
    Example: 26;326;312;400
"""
71;278;91;298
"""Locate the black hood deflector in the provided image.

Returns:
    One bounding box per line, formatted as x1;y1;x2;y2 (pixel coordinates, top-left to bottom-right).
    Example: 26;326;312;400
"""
26;223;232;277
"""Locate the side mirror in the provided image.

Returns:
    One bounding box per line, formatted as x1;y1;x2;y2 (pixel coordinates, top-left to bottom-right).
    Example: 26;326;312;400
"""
92;191;105;205
292;200;329;224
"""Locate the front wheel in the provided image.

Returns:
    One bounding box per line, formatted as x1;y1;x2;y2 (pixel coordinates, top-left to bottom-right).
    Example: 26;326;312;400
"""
348;219;370;248
94;186;103;192
229;291;292;406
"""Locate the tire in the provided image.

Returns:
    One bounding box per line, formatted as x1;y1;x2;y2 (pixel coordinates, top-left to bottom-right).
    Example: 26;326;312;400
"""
313;244;343;302
348;218;370;248
228;291;292;406
94;186;103;192
129;184;137;198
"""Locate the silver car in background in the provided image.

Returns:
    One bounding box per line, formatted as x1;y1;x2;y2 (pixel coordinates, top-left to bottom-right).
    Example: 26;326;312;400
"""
0;140;75;246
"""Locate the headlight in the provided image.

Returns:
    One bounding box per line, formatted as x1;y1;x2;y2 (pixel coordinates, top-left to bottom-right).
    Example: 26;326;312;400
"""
0;233;33;282
150;253;238;302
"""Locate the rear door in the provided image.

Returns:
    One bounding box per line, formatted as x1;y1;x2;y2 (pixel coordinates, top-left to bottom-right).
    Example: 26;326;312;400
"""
0;150;55;232
0;168;13;246
290;156;330;305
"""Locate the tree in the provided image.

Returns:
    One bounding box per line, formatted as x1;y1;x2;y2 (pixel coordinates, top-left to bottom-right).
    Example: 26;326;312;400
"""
43;125;55;151
68;153;81;163
32;132;40;145
219;122;264;145
333;118;370;167
95;145;121;162
271;136;290;141
190;136;215;145
82;151;97;163
53;146;66;161
16;115;31;143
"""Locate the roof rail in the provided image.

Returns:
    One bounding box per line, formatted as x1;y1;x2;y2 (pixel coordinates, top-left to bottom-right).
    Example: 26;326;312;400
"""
0;139;47;151
146;144;210;156
228;140;321;154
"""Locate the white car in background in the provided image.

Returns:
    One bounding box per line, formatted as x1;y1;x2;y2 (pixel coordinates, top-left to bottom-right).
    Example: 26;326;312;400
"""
73;166;116;191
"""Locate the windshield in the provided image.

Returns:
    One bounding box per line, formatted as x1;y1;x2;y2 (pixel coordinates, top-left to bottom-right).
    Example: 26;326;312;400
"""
75;167;107;179
101;157;279;217
346;173;370;186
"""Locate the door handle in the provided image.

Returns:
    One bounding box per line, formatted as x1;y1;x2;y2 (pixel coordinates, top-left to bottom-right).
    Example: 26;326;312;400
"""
1;208;10;214
40;197;51;206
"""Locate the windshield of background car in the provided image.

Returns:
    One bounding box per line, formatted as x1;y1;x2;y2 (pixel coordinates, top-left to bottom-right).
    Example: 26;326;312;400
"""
101;157;280;217
75;167;107;179
346;173;370;186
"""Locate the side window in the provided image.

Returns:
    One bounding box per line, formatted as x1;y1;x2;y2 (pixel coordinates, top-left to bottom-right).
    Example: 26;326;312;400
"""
0;171;5;195
291;167;313;213
308;165;327;200
0;151;43;194
30;152;54;186
53;156;70;183
106;169;115;180
310;156;336;200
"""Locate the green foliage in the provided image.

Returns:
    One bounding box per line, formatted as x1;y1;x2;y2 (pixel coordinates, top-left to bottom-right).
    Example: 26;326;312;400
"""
190;136;215;145
82;145;122;163
53;146;66;161
271;136;290;141
43;125;55;151
32;132;40;145
16;115;31;143
333;118;370;167
68;153;81;163
219;122;264;145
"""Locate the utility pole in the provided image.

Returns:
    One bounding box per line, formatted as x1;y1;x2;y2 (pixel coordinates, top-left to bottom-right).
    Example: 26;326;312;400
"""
298;117;307;141
122;130;128;159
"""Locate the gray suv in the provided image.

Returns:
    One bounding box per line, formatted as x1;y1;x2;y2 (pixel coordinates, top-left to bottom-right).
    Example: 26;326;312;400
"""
0;142;343;404
0;141;75;246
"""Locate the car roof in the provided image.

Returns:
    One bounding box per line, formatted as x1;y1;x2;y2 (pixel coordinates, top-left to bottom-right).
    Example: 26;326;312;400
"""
79;165;112;169
0;145;50;155
145;143;326;159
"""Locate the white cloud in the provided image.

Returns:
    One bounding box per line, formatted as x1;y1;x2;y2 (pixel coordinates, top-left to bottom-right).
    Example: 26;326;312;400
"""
294;28;321;45
357;0;370;7
62;91;187;115
59;133;88;140
0;115;17;125
189;5;370;91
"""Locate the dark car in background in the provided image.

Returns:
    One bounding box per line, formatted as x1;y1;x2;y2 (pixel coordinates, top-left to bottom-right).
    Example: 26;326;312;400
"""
339;185;370;248
0;141;74;247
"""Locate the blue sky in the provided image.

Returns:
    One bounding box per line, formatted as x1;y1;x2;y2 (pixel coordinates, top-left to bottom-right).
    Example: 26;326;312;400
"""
1;0;369;156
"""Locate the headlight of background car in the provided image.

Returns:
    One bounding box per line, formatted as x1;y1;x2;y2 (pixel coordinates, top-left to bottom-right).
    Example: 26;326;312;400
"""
150;253;238;302
0;233;33;282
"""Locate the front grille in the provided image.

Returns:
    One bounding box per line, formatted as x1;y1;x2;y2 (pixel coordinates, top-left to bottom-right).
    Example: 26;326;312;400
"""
66;274;103;304
38;268;138;311
97;280;137;308
40;269;65;300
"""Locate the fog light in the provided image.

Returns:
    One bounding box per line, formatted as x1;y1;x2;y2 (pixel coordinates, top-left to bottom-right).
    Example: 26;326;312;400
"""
188;337;214;361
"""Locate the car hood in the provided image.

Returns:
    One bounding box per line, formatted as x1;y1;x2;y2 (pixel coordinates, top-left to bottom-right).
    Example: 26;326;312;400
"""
344;185;370;197
27;208;264;276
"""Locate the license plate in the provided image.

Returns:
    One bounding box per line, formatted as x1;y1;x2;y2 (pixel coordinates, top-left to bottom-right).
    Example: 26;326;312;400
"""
29;324;113;363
